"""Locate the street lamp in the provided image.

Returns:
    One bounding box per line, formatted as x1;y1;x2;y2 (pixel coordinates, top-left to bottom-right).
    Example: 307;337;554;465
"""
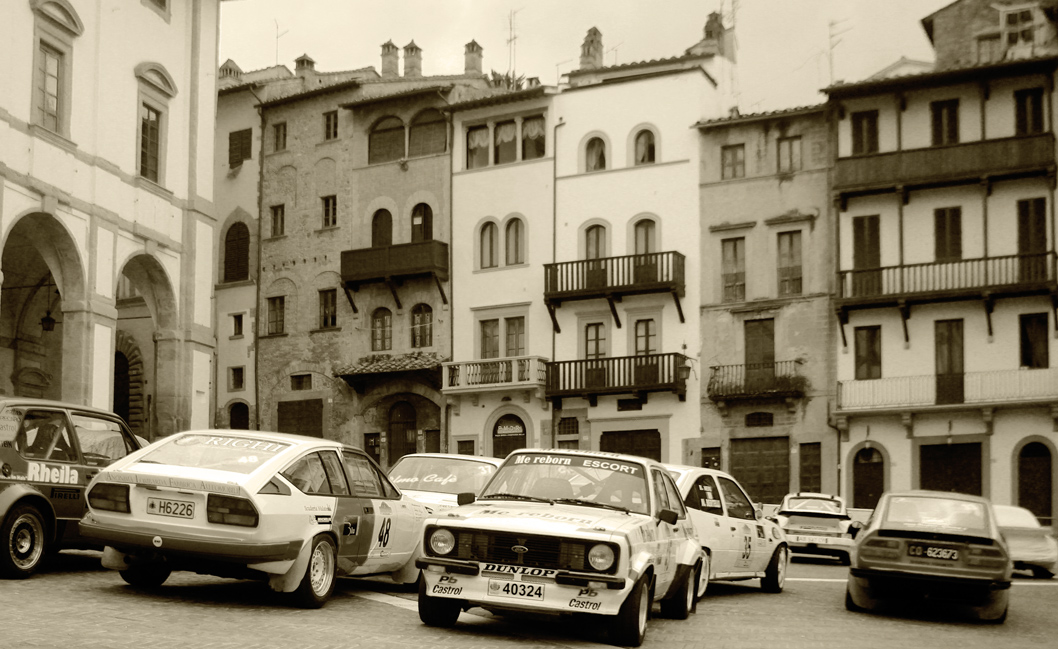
40;310;56;332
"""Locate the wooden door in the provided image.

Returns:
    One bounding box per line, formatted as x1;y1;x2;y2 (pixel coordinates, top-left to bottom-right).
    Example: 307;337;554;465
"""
729;436;789;504
744;319;775;391
1018;198;1047;282
934;319;964;404
853;447;883;509
852;215;881;296
920;442;982;496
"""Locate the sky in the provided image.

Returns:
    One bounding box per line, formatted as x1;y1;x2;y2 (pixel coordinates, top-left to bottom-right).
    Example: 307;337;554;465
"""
219;0;954;112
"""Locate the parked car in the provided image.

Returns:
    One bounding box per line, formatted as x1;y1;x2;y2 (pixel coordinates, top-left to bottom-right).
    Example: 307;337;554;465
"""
388;453;502;510
0;398;142;578
416;449;704;647
993;504;1056;579
79;430;429;607
845;490;1012;622
774;492;855;565
665;464;789;597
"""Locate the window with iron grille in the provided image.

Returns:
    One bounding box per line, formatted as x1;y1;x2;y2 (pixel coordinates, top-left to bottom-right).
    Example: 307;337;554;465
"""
721;144;744;179
722;237;746;302
273;122;287;151
267;296;285;335
229;367;245;391
411;304;433;348
322;195;337;228
291;374;312;391
777;231;802;296
228;128;252;167
271;204;285;237
372;308;392;351
558;417;579;436
323;110;338;140
318;289;337;329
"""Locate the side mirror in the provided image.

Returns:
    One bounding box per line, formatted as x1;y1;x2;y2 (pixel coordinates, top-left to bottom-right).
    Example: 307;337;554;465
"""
848;520;863;539
658;509;679;526
456;492;476;506
754;508;764;521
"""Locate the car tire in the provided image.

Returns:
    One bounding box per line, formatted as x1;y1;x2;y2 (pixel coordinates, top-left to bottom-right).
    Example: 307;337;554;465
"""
611;575;650;647
417;575;462;627
839;552;852;566
976;590;1009;624
293;535;336;609
1030;566;1054;580
696;551;711;598
761;546;787;593
660;563;698;619
844;586;863;612
1;504;48;579
120;562;171;588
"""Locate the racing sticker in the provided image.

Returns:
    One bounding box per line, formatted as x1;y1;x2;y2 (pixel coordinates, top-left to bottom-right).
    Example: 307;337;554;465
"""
472;508;596;526
29;463;80;485
511;453;641;476
735;523;753;569
0;412;21;443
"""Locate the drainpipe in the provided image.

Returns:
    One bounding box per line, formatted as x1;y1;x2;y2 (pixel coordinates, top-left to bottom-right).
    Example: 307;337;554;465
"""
827;400;842;499
551;117;565;448
446;98;455;453
250;87;265;430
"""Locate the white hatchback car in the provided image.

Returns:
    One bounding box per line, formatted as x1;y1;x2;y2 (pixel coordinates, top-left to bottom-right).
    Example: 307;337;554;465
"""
388;453;502;510
774;492;855;565
79;430;429;607
665;464;789;597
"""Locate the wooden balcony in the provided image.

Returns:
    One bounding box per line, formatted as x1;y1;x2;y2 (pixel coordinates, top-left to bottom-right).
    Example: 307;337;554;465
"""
837;368;1058;412
706;361;807;407
833;133;1055;195
442;356;548;395
545;353;689;407
340;240;448;312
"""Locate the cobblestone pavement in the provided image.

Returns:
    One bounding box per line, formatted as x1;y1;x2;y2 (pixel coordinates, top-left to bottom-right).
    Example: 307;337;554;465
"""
1;552;1054;649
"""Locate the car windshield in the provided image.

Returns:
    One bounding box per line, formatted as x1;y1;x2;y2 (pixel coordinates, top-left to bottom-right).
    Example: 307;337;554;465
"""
884;495;988;531
137;434;292;475
481;452;650;515
388;456;498;495
993;505;1040;528
782;497;843;514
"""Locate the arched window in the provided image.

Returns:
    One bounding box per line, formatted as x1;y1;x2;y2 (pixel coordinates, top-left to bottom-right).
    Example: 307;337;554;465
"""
634;130;655;165
229;402;249;430
411;303;433;348
505;218;524;265
408;109;446;157
388;401;417;464
372;308;392;351
586;137;606;171
372;209;392;247
369;116;405;164
585;224;606;259
411;203;433;242
853;447;884;509
480;222;498;269
634;219;656;255
223;222;250;282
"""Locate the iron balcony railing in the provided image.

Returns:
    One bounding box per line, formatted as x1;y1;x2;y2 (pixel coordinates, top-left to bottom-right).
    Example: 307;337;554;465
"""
838;252;1056;301
442;356;548;394
544;251;685;303
837;368;1058;409
707;361;807;401
545;353;688;399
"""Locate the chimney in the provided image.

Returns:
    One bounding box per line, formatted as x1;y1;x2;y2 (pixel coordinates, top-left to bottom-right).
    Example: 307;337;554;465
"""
404;40;422;77
464;40;483;76
579;27;603;70
294;53;315;77
380;40;399;78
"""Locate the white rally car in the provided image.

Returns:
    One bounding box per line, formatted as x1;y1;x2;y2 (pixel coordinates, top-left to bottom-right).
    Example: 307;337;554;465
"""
774;492;855;565
416;449;704;647
388;453;503;510
79;430;428;607
665;464;789;597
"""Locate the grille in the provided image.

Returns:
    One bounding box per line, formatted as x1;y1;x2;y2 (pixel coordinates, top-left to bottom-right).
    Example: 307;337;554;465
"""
432;527;617;574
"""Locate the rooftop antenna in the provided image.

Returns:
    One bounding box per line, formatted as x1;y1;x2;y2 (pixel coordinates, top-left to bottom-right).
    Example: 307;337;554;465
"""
555;58;573;85
606;42;623;66
274;19;289;66
828;17;852;85
506;8;523;80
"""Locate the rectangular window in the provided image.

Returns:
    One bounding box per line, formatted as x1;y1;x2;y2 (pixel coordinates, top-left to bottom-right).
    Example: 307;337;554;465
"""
267;296;285;335
585;323;606;360
1020;313;1049;368
271;204;285;237
777;136;802;173
934;207;962;262
777;231;802;296
457;440;475;455
494;120;517;165
854;326;882;380
232;313;243;337
37;43;62;132
931;99;959;146
480;319;499;359
722;237;746;302
229;367;245;391
977;35;1001;64
721;144;745;179
318;289;337;329
1015;88;1044;135
323;111;338;140
228;128;252;167
291;374;312;391
466;125;489;169
505;317;525;356
139;103;161;182
634;319;657;356
273;122;287;151
1006;9;1036;46
522;115;546;160
322;195;337;228
851;110;879;155
412;307;432;348
799;442;822;493
372;311;392;351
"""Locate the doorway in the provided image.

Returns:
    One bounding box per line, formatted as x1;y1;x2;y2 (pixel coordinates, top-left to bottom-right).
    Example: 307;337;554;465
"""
920;442;982;495
853;447;884;509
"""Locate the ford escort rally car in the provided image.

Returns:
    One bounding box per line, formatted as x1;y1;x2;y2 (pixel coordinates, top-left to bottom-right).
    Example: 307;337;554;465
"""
0;398;142;578
415;449;704;647
78;430;429;607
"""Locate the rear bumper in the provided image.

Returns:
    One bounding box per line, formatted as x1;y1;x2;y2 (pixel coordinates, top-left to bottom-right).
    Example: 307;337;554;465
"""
78;521;302;564
849;567;1010;605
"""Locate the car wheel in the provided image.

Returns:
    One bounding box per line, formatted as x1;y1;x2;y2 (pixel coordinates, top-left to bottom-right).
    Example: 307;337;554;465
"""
611;575;650;647
1030;566;1054;580
417;575;462;627
696;551;711;598
761;546;787;593
844;586;863;612
976;590;1009;624
293;535;336;609
839;552;852;566
120;562;171;588
1;504;48;579
660;563;698;619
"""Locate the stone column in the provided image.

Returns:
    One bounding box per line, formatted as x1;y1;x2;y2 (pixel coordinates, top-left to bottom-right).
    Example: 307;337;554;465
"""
152;329;188;437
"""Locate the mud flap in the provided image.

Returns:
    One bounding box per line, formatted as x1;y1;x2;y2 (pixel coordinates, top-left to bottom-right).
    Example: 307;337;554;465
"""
268;539;310;593
101;546;130;570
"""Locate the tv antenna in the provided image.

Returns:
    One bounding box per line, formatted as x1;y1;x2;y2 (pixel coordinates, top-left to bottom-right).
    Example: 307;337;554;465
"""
274;19;289;66
606;42;623;66
507;8;523;78
828;18;852;85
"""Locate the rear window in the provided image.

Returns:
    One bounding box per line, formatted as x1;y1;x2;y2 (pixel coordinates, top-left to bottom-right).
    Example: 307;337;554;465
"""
139;434;291;474
884;495;988;531
388;456;498;495
782;497;843;514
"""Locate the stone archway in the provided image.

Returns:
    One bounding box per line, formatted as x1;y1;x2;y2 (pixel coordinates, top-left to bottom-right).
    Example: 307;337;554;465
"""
114;330;146;438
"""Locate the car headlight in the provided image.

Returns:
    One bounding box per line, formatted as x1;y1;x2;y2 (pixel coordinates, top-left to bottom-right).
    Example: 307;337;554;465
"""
430;528;456;555
588;544;615;571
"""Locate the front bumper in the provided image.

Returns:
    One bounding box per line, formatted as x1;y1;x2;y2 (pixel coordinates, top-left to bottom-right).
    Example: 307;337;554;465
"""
79;520;302;564
849;567;1010;605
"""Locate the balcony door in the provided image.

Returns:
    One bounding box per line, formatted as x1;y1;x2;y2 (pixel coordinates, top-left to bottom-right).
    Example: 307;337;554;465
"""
934;319;964;404
744;319;775;392
1018;198;1047;283
634;318;659;385
633;219;658;284
852;447;884;509
585;224;607;289
852;215;881;296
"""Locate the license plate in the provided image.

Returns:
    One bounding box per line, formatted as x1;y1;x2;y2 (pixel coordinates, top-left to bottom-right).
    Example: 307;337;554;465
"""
794;535;829;544
147;497;194;519
907;543;959;561
488;579;545;600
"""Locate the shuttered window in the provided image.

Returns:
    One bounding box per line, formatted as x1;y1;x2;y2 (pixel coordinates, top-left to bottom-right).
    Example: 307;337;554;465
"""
408;109;446;157
369;116;404;164
223;222;250;282
228;128;252;167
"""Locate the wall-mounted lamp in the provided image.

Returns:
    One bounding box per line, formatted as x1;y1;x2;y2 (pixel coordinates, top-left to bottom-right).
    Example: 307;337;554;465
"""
40;311;56;332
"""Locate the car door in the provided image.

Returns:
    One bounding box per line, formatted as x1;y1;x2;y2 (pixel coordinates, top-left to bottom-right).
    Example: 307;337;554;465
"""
682;472;728;574
716;475;761;573
14;408;83;523
317;449;372;575
367;454;420;572
650;468;679;597
343;450;409;573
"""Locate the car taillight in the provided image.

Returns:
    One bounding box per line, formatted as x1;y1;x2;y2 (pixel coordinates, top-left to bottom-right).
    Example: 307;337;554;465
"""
967;546;1008;568
207;494;259;527
859;538;900;560
88;483;130;513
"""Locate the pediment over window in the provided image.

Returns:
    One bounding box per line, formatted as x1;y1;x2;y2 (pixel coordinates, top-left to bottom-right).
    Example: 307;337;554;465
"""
135;62;179;98
31;0;84;37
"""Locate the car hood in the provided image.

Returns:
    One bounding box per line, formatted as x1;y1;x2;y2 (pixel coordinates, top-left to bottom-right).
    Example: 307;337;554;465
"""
401;489;460;510
434;500;643;537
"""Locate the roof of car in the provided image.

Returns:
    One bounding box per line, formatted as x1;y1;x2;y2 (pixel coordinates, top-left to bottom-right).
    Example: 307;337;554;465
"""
883;489;992;504
166;429;346;449
393;453;503;466
0;397;130;420
661;462;735;480
786;492;843;501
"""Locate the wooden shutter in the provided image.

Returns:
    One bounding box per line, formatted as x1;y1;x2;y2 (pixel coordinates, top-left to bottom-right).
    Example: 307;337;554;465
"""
224;223;250;282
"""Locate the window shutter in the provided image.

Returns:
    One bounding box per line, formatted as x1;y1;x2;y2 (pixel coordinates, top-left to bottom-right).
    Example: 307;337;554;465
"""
224;223;250;282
